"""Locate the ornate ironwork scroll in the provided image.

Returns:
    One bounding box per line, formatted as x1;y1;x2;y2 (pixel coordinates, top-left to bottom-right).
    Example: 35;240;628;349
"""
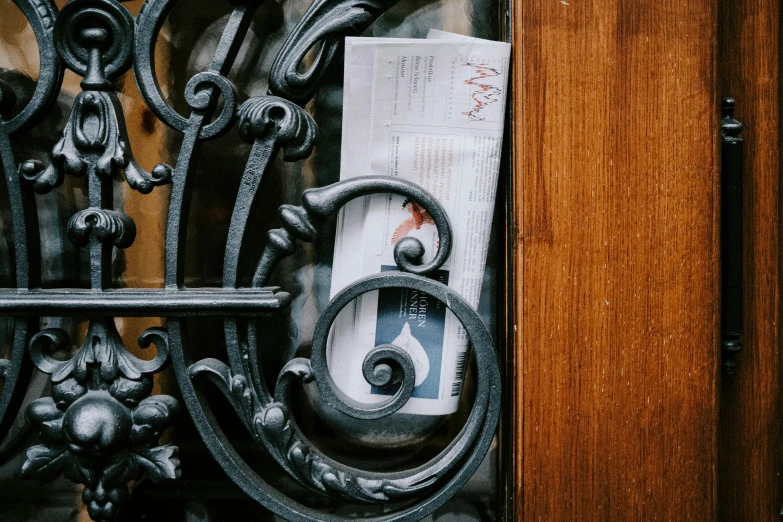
0;0;503;521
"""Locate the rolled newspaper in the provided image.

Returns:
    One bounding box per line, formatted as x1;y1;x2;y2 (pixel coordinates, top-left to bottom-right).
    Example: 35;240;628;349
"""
329;31;510;415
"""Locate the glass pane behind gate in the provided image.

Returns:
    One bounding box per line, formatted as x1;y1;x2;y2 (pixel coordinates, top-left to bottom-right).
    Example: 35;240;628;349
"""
0;0;504;519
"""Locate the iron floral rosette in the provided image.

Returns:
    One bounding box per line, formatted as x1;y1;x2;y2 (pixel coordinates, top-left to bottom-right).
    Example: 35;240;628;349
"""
22;321;179;522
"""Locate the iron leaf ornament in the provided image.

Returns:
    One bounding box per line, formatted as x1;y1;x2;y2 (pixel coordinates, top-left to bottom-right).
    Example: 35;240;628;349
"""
4;1;180;521
19;1;172;195
22;321;179;521
0;0;503;520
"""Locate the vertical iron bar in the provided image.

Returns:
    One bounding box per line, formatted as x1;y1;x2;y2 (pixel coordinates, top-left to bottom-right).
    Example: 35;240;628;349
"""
0;126;34;447
87;159;114;290
0;124;32;289
164;5;258;289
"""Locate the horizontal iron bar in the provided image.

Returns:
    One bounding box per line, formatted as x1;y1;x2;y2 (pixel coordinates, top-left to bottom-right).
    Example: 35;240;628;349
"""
0;288;290;317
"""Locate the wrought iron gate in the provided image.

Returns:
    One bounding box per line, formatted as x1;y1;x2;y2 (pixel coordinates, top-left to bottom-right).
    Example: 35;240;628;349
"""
0;1;503;520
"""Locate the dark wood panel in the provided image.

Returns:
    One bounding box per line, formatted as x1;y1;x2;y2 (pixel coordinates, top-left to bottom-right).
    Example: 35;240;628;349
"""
512;1;720;519
717;0;782;520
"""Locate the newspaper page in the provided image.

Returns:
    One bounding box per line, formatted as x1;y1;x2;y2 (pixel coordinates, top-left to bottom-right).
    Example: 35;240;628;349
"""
328;32;510;415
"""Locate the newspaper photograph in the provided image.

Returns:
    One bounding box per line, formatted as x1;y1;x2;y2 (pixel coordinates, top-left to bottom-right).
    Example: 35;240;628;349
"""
328;32;510;415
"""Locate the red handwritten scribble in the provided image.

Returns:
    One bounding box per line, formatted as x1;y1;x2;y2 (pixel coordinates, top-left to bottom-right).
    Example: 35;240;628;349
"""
462;62;502;121
392;199;435;245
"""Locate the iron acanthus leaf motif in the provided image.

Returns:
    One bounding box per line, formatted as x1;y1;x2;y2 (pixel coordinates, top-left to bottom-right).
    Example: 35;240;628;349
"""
18;0;172;195
189;270;501;514
19;89;172;194
220;95;317;287
237;96;317;160
22;320;179;522
189;357;437;503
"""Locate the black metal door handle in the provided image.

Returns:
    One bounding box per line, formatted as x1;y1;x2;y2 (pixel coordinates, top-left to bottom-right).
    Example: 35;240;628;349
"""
720;97;743;375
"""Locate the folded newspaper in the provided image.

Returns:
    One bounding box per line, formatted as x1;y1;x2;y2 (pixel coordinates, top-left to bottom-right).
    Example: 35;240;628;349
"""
328;30;511;416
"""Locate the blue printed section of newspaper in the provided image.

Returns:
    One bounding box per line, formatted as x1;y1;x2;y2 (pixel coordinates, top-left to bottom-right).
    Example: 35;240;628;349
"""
328;31;510;415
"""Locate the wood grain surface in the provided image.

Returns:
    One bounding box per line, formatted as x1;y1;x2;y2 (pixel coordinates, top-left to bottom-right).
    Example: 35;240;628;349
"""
717;0;782;520
512;1;721;519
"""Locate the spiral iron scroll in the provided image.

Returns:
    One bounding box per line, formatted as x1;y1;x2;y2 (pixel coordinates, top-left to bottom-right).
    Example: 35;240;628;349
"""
0;0;503;521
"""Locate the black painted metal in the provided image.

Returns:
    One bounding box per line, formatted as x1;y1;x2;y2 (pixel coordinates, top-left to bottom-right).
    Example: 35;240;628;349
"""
0;0;503;520
268;0;402;103
720;97;743;376
22;319;180;521
0;0;63;456
0;288;289;316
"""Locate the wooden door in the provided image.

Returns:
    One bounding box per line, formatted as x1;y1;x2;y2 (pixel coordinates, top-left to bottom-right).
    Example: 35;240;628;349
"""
717;1;782;520
510;0;782;520
510;0;781;522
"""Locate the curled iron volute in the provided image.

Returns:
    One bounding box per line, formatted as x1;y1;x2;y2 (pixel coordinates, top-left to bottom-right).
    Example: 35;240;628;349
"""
268;0;400;103
237;96;317;160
